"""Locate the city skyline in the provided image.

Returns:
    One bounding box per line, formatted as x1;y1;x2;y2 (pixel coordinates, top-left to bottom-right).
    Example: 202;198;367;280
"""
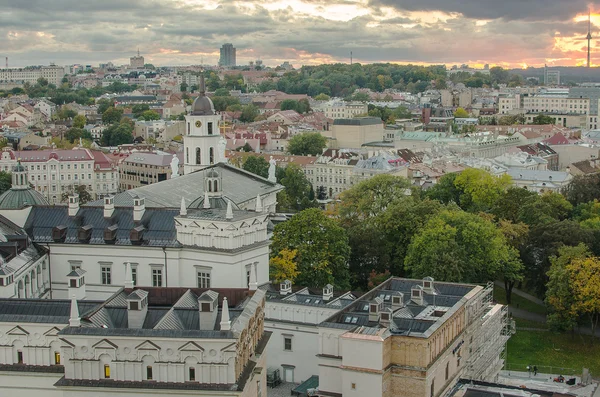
1;0;599;68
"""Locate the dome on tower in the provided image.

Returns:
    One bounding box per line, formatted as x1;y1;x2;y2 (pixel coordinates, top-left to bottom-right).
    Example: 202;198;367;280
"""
0;188;49;209
191;95;215;116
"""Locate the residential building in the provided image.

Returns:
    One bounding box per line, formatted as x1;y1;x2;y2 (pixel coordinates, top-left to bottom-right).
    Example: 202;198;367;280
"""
329;118;384;149
516;143;559;170
130;50;145;69
119;151;184;190
219;43;237;67
134;120;185;142
0;148;118;204
322;101;368;119
0;286;268;397
544;65;560;85
306;149;360;199
0;65;66;86
311;277;509;397
506;168;572;193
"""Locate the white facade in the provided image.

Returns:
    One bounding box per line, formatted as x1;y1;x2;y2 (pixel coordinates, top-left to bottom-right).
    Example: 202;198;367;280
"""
323;102;368;119
183;105;223;174
0;66;66;86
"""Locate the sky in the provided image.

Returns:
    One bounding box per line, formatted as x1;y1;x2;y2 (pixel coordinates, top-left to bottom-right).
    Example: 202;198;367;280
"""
1;0;598;68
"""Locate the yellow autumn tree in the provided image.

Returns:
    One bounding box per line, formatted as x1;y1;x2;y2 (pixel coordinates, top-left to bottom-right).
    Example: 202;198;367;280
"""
269;248;300;284
568;256;600;342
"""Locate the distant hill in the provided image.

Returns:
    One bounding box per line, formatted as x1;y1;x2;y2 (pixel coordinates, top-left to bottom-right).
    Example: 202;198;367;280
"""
509;66;600;84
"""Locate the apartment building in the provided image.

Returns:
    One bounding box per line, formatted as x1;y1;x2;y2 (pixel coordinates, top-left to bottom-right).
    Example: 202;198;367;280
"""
330;118;384;149
119;151;183;190
522;95;589;115
322;101;368;119
0;65;67;86
0;148;118;204
306;149;360;199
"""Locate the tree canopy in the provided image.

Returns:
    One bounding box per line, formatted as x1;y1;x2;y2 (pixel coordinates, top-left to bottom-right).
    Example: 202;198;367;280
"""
287;132;327;156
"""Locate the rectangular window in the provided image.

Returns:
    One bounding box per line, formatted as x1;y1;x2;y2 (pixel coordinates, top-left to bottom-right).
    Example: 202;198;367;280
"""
55;352;61;365
132;267;137;286
70;279;77;288
189;367;195;381
197;271;210;288
104;364;110;378
101;266;111;285
17;351;23;364
147;366;153;380
152;268;162;287
208;122;213;135
284;337;292;351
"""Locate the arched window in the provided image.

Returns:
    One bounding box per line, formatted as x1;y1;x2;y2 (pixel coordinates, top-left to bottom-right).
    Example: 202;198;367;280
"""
196;148;201;165
213;180;218;192
209;147;214;164
186;148;189;164
208;182;212;192
146;366;153;380
187;122;190;135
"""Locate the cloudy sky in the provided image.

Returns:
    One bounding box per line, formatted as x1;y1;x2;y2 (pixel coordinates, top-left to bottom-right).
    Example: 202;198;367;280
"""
1;0;598;68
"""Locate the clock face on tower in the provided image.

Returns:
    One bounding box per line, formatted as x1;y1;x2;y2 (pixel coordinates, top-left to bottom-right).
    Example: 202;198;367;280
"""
195;121;202;128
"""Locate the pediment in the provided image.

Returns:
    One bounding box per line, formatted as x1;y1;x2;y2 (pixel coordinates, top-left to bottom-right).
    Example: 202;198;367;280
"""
239;222;250;229
7;325;29;336
225;224;238;231
135;340;161;351
252;219;261;226
221;342;236;353
178;341;204;352
43;326;62;336
92;338;118;350
206;223;219;230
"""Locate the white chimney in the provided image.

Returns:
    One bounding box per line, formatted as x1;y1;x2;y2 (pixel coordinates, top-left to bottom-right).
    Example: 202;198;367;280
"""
104;195;115;218
323;284;333;301
411;285;424;306
133;196;145;222
391;293;404;310
124;262;134;288
180;197;187;216
249;262;258;291
127;290;148;329
69;294;81;327
226;199;233;220
203;191;210;209
423;277;435;294
369;297;383;322
220;297;231;331
255;194;263;213
67;268;86;300
280;280;292;296
68;194;79;217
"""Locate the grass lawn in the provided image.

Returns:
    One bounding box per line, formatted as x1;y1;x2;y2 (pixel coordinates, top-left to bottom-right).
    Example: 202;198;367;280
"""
513;317;548;330
494;285;547;315
507;330;600;375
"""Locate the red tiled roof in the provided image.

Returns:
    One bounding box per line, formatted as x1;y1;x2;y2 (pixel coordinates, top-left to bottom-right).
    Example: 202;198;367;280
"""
15;149;94;162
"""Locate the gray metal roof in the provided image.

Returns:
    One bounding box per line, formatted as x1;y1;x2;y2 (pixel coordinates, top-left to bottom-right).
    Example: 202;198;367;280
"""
85;163;282;209
0;187;49;209
0;299;102;324
333;117;382;126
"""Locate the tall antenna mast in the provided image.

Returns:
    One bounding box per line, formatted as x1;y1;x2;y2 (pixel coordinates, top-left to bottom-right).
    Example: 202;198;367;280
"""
588;8;593;68
350;51;353;65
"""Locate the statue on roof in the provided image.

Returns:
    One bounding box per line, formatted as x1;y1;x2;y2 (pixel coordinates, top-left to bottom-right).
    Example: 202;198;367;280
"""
170;154;180;178
218;133;227;163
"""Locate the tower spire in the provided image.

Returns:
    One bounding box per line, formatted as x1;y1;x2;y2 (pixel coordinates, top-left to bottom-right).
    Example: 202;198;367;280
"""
588;8;593;68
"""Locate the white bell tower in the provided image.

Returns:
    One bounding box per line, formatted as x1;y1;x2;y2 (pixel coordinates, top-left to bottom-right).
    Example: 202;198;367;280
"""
183;75;223;174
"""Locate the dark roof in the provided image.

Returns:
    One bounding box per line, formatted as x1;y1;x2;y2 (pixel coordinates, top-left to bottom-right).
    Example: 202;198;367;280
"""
24;206;180;247
333;117;382;126
0;299;102;324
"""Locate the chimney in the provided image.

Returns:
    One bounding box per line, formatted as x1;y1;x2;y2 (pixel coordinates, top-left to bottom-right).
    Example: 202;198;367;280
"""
180;197;187;216
68;268;86;301
280;279;292;296
203;191;210;209
198;290;219;330
68;194;79;216
369;297;383;322
133;196;145;222
422;277;435;294
411;285;424;306
69;294;81;327
220;297;231;331
226;200;233;220
379;308;392;328
391;293;404;310
323;284;333;301
104;195;115;218
124;262;134;288
248;262;258;291
255;194;263;213
126;290;148;329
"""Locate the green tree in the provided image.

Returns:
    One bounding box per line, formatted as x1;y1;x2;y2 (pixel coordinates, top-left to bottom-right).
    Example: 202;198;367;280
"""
242;156;269;178
562;174;600;206
287;132;327;156
61;184;92;204
239;104;259;123
97;98;113;114
0;171;11;195
425;173;462;205
405;210;517;283
271;208;351;289
531;114;556;125
492;187;537;223
102;107;124;124
314;93;330;101
269;248;300;283
138;110;161;121
101;121;134;146
180;82;188;92
65;127;92;143
132;104;150;118
72;114;87;129
277;163;317;212
546;244;591;333
214;88;230;96
453;107;469;118
212;96;240;112
498;220;527;303
453;168;512;212
566;256;600;341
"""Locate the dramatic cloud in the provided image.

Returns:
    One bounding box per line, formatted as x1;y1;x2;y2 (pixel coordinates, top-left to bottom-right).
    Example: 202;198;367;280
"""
0;0;596;67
